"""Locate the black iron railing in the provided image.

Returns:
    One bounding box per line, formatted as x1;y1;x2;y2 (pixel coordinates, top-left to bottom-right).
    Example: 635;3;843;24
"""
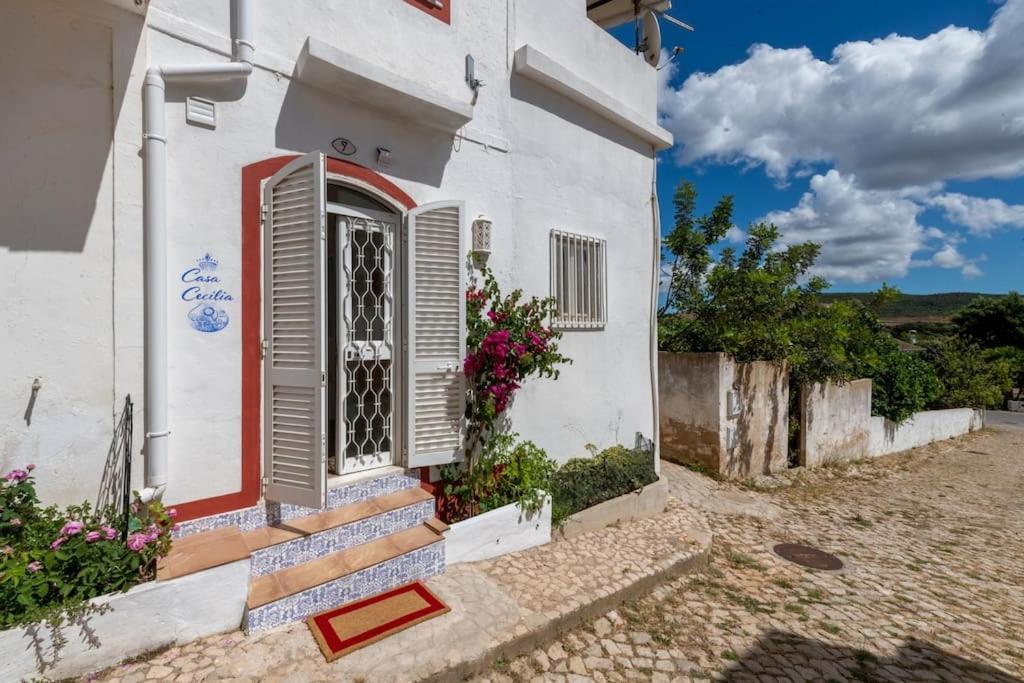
117;395;134;540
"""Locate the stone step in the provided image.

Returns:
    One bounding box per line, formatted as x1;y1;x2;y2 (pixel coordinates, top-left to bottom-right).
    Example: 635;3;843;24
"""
244;522;446;632
245;487;436;576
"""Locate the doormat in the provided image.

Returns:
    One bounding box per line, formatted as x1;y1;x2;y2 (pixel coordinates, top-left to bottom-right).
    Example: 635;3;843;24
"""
307;581;450;662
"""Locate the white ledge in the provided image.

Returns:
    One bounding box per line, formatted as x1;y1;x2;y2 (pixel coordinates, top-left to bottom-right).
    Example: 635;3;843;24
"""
513;44;673;151
295;37;473;133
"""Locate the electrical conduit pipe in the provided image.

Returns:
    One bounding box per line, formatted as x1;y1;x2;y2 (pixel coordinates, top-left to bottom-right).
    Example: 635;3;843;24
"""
140;0;255;504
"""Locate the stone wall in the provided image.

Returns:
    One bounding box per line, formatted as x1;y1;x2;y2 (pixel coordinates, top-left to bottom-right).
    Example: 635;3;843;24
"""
658;352;788;478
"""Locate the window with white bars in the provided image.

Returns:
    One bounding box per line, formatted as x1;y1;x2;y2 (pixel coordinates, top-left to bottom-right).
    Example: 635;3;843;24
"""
550;229;607;330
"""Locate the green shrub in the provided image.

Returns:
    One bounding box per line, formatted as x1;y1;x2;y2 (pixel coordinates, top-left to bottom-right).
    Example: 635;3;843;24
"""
549;445;658;527
865;347;943;424
922;339;1015;410
0;465;175;628
440;434;556;523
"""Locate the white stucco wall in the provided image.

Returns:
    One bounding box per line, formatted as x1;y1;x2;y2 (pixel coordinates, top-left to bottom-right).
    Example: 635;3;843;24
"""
0;0;146;505
868;409;985;458
0;0;661;508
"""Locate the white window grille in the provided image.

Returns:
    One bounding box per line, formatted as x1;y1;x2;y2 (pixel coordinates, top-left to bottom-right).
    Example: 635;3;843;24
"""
550;229;607;330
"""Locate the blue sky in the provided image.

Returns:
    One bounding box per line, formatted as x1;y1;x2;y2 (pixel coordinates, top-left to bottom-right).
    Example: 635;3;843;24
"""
612;0;1024;294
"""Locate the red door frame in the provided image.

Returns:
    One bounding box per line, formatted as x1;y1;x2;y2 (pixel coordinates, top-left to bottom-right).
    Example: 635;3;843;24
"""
171;155;417;523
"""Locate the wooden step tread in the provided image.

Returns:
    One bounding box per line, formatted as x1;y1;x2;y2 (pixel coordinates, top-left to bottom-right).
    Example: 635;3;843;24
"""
247;523;441;609
424;517;449;535
158;525;249;581
241;486;434;552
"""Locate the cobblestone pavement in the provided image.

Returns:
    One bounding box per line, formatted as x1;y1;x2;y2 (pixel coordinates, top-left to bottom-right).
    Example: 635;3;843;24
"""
85;491;709;682
478;426;1024;683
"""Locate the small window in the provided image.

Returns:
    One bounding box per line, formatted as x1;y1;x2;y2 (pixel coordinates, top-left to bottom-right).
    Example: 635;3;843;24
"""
550;229;607;330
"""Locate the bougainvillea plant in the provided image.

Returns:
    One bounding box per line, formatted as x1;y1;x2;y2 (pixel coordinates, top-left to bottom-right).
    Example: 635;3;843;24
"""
462;267;572;464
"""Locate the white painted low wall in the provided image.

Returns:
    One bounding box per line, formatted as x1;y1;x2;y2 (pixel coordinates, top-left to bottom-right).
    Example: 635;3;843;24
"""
445;495;552;565
869;409;985;458
1008;400;1024;413
0;559;250;681
558;476;667;540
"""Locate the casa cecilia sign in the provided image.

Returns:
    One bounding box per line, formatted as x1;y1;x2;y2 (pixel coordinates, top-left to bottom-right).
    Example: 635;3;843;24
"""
181;253;234;333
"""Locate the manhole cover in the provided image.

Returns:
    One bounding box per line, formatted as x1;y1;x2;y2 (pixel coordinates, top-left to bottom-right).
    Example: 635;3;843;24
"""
772;543;844;570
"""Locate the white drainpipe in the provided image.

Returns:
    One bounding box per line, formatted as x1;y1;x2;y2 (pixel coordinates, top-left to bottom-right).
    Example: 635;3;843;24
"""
649;150;661;473
139;0;255;504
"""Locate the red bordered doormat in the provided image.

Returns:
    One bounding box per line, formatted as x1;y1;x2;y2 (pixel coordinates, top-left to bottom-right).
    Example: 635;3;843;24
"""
307;582;450;662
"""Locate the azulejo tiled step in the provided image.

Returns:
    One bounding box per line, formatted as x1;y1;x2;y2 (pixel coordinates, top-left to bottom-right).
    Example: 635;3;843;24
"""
245;487;436;576
173;467;423;538
244;522;446;633
157;486;436;581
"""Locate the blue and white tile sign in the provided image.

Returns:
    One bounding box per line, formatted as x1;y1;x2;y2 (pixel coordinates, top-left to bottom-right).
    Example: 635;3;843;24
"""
181;253;234;333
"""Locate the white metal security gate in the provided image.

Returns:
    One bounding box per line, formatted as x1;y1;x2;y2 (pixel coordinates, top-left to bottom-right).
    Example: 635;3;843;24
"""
332;203;399;474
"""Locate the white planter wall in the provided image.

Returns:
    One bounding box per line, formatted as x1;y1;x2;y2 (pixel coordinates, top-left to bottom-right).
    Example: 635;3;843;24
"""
0;559;249;682
446;496;552;565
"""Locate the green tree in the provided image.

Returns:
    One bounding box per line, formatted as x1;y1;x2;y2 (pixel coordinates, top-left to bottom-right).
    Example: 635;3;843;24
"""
952;292;1024;348
659;180;826;363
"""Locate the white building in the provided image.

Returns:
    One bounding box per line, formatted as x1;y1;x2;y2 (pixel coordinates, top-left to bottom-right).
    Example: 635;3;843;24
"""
0;0;670;632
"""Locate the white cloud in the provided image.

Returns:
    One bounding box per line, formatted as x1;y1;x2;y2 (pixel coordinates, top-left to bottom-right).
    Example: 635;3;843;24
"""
761;171;927;282
962;263;984;279
725;225;746;244
660;0;1024;190
759;171;990;282
926;192;1024;233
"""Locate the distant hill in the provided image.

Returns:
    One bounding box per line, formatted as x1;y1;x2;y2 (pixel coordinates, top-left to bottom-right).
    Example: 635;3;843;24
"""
818;292;1005;324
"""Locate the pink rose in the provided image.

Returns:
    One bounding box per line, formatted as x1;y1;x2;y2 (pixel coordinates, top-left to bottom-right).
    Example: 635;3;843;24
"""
26;561;42;573
61;521;85;536
51;536;66;550
4;469;28;483
25;464;35;472
103;526;118;540
126;533;148;552
85;531;102;543
167;508;178;519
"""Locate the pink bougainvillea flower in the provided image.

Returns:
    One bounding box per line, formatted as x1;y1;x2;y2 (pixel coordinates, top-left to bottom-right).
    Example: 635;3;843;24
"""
126;533;149;552
61;521;85;536
26;561;42;573
85;531;103;543
103;526;118;540
4;469;28;483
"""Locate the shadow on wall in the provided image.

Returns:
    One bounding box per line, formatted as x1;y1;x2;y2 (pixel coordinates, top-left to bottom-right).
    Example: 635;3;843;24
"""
0;0;142;252
275;78;455;189
509;73;652;157
720;630;1022;683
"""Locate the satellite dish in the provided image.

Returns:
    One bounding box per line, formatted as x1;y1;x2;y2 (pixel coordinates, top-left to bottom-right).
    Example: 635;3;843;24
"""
641;11;661;67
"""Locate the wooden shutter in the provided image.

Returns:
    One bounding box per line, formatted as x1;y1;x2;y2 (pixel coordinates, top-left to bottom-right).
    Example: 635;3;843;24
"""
405;201;466;468
262;152;327;508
